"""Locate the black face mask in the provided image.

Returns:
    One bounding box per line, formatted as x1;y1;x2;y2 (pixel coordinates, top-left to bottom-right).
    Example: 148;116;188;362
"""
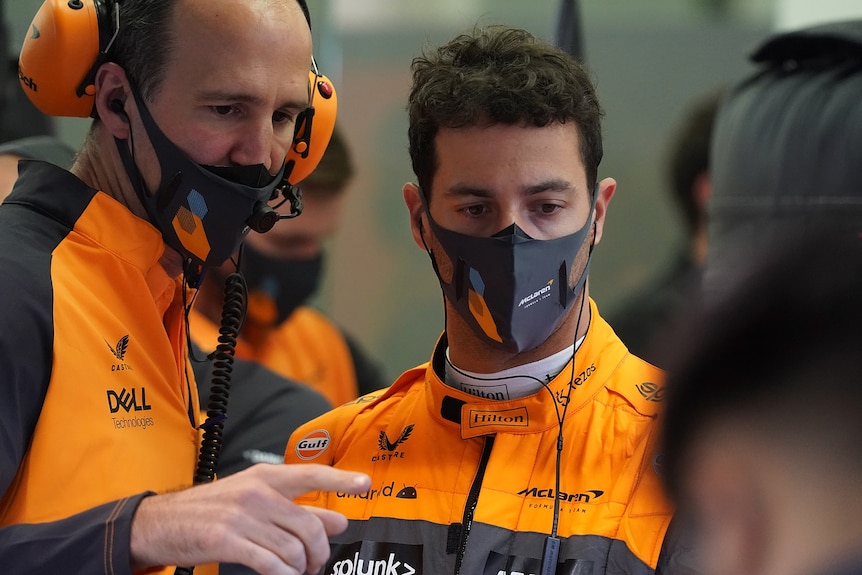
241;245;324;327
421;188;596;353
115;84;287;287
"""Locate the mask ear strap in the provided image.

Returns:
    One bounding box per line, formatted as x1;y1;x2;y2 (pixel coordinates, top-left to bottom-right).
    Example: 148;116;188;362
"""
416;191;467;299
587;182;599;251
416;186;435;259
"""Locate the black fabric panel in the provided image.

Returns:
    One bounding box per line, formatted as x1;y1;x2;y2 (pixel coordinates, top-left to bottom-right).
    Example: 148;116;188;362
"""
192;342;332;478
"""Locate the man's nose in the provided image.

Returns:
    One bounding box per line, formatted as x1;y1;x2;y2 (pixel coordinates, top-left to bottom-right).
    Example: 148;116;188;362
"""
230;121;288;174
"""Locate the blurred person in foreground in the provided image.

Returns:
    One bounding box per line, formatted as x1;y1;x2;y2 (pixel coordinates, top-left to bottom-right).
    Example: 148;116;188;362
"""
660;228;862;575
191;125;387;408
286;24;697;575
659;18;862;575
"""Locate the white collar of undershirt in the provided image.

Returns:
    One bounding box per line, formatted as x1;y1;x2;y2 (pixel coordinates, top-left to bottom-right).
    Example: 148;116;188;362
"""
443;336;585;401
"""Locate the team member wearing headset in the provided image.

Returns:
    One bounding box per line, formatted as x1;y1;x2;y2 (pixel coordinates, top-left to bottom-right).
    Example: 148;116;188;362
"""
286;25;696;575
191;125;387;409
0;1;369;573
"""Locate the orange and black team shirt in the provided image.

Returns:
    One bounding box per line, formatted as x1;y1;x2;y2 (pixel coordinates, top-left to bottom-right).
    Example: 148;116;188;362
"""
287;299;697;575
189;305;380;408
0;161;208;574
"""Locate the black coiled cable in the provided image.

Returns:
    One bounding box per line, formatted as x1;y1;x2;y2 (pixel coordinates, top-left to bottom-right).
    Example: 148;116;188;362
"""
194;271;245;483
175;271;246;575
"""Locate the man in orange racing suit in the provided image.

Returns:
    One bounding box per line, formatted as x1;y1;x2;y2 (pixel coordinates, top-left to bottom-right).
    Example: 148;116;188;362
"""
286;25;697;575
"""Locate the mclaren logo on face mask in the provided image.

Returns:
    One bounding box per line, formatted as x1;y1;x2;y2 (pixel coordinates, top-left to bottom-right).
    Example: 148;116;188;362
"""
517;279;554;309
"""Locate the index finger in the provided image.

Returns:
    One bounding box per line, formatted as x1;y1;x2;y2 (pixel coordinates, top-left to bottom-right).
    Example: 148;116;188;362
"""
270;463;370;499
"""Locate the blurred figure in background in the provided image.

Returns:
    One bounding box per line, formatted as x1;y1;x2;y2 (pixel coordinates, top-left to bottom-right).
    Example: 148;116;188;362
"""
191;124;387;407
660;18;862;575
660;229;862;575
609;89;721;364
0;135;75;190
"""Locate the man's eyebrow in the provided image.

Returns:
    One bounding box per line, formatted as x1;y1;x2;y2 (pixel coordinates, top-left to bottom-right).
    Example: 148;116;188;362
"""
444;184;492;199
524;179;575;195
196;90;308;111
444;179;576;198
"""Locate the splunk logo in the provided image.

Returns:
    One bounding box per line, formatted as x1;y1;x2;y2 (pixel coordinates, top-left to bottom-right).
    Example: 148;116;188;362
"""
106;387;152;413
518;280;554;309
328;543;422;575
331;552;417;575
518;486;604;503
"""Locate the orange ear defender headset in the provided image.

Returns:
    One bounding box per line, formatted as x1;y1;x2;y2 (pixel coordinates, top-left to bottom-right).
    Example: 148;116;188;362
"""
17;0;337;186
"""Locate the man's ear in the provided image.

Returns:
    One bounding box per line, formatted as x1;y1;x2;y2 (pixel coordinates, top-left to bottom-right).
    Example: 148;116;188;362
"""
403;182;427;250
593;177;616;245
93;62;132;139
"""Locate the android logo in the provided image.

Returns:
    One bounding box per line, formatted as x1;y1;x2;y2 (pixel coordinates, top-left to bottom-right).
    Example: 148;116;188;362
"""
395;484;417;499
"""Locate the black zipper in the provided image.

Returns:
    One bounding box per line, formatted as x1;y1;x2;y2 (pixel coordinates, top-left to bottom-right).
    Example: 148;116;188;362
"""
453;435;495;575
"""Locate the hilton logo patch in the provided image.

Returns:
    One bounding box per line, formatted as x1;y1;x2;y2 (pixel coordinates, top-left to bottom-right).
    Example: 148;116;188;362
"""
295;429;331;460
468;407;529;429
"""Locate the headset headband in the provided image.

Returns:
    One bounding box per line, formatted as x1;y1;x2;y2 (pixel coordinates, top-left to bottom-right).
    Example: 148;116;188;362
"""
18;0;336;185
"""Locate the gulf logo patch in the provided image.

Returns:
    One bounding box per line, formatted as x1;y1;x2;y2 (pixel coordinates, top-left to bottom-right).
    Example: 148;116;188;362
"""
296;429;331;460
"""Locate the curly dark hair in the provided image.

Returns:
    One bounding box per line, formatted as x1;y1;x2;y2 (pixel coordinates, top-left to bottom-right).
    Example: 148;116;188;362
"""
407;25;604;195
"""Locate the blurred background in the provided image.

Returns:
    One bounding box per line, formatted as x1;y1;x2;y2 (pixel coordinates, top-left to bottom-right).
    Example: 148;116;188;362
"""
4;0;860;383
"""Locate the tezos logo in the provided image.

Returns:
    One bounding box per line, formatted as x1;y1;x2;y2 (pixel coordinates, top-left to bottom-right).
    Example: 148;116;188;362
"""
106;387;152;413
295;429;331;460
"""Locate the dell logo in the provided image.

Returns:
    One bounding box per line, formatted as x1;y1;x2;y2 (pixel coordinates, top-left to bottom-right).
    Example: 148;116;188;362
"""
107;387;152;413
